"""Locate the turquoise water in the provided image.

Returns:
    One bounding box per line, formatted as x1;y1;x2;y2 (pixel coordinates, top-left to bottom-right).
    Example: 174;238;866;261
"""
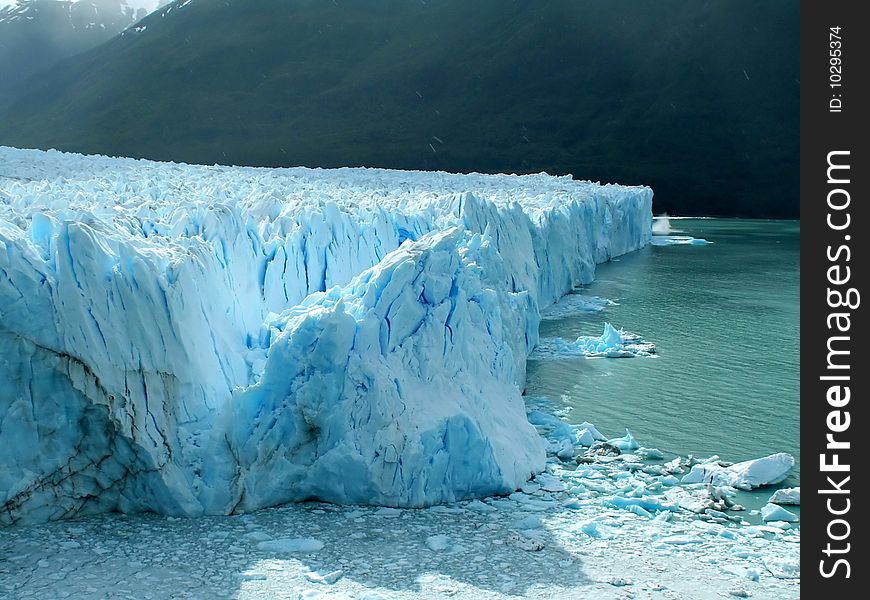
526;219;800;498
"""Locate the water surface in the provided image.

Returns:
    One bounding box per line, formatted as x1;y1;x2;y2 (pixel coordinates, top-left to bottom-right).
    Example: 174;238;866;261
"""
526;219;800;496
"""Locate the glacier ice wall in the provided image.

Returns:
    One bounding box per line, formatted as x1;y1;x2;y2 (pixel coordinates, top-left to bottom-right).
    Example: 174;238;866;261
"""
0;147;652;523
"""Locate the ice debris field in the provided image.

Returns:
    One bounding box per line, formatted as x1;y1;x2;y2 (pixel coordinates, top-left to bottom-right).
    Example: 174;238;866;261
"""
0;399;800;599
530;322;657;359
0;148;798;598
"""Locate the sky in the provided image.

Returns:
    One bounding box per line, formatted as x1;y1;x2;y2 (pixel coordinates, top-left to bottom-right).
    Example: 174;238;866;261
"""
0;1;161;11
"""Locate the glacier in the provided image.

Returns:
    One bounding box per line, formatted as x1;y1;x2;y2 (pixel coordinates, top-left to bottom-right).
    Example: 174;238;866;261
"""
0;146;652;524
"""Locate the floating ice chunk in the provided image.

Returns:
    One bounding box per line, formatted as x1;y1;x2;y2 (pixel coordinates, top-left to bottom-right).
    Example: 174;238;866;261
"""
534;473;566;492
603;495;678;514
551;438;576;459
576;421;606;442
625;505;653;518
562;497;583;509
576;428;597;447
768;487;800;505
730;546;761;559
635;447;665;460
725;453;795;488
528;411;576;443
464;500;497;513
256;538;324;553
681;453;794;490
531;323;656;359
242;531;273;543
510;533;545;552
579;521;605;538
649;235;712;246
663;487;714;513
425;534;452;551
606;429;640;453
583;441;623;459
305;570;344;584
723;565;762;582
745;525;787;536
540;294;617;319
663;457;685;474
514;515;544;530
764;557;801;580
761;503;798;523
659;535;703;545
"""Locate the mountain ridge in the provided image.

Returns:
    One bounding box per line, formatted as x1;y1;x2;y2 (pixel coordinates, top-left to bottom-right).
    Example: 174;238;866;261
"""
0;0;799;217
0;0;146;87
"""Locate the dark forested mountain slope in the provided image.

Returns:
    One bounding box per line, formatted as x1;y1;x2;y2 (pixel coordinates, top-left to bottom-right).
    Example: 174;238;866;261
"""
0;0;144;88
0;0;799;217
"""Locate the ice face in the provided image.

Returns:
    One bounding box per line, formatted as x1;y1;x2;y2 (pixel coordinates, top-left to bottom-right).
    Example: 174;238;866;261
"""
227;228;546;509
0;146;652;523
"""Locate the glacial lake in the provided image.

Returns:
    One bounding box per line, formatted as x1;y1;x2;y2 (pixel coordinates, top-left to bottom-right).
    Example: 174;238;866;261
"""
526;218;800;510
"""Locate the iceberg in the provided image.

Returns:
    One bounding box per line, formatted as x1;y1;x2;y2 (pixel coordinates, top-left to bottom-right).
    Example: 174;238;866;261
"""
0;146;652;523
681;453;794;490
531;322;656;359
768;487;800;506
576;428;597;447
760;503;799;523
649;235;711;246
602;495;678;515
605;429;640;453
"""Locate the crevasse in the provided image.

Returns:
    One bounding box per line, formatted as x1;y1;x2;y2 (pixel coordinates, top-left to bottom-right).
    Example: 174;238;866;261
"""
0;147;652;524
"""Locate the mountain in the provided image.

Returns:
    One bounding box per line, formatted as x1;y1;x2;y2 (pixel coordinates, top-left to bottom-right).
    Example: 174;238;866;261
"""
0;0;799;218
0;1;145;88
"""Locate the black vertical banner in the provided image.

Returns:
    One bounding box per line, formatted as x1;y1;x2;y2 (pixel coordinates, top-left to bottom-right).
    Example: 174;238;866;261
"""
801;0;868;596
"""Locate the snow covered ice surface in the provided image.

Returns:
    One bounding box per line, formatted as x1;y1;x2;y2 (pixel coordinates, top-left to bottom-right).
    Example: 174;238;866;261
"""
0;146;652;523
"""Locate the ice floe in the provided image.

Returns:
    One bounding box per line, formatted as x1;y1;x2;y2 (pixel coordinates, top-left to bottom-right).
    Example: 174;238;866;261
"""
760;503;798;523
650;235;712;246
0;405;801;598
768;487;800;505
539;293;617;320
530;322;657;359
681;453;795;490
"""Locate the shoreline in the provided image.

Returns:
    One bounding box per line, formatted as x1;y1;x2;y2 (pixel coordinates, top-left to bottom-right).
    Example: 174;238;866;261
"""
0;410;801;599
